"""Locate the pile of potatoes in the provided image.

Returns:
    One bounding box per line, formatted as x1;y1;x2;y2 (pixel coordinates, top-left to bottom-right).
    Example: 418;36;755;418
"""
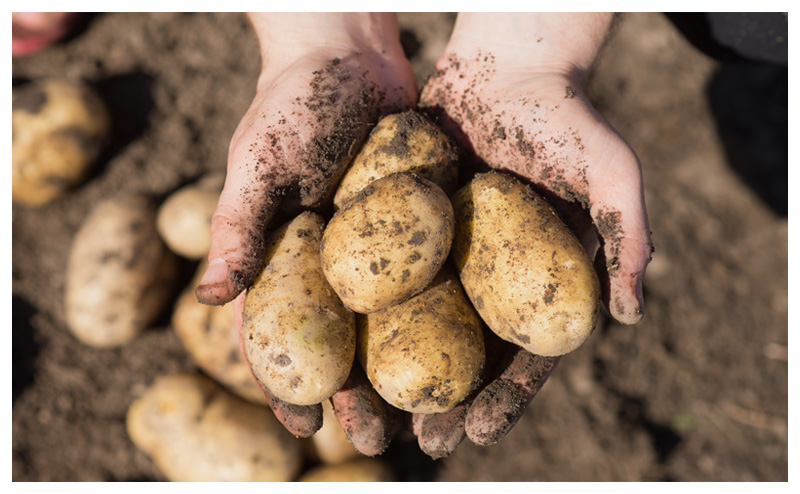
243;110;601;419
59;108;600;480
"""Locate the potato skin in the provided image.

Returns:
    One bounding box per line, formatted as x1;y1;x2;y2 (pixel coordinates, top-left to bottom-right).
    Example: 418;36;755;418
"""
126;373;303;482
12;79;110;206
243;212;356;406
451;171;600;357
172;259;268;405
357;267;485;414
298;458;394;482
157;173;224;259
321;173;455;314
65;194;176;348
333;110;457;209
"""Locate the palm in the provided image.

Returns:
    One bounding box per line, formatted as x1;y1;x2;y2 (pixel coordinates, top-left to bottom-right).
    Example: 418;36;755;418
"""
198;50;417;306
421;55;651;324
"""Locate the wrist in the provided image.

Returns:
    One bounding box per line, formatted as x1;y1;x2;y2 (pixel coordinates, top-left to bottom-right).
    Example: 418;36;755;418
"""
443;12;614;81
248;13;405;73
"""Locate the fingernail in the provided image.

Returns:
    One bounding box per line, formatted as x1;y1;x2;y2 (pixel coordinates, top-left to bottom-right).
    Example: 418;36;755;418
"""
199;257;228;286
634;277;644;315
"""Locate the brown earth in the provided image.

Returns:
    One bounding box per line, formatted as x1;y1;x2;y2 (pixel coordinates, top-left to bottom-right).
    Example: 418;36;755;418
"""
12;13;787;481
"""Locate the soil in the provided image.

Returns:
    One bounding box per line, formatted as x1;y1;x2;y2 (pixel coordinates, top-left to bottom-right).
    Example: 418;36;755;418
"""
12;13;787;481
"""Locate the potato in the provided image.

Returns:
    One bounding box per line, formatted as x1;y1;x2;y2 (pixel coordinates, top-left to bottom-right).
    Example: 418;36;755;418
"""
127;373;304;482
244;211;356;406
321;172;455;314
450;171;600;357
333;110;457;209
357;267;485;414
12;79;110;206
157;173;224;259
65;194;176;347
309;400;361;465
298;458;394;482
172;259;267;405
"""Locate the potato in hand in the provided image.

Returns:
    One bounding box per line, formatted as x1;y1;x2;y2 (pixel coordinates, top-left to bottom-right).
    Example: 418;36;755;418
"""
357;267;485;414
451;171;600;357
333;110;457;209
321;172;454;314
243;212;356;406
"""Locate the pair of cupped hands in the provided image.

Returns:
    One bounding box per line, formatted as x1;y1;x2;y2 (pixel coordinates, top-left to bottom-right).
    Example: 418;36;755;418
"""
195;13;652;459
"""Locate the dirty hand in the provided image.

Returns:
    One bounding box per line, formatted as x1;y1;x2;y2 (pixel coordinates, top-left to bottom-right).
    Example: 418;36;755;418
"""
195;13;416;452
196;13;417;307
421;12;652;324
410;12;653;457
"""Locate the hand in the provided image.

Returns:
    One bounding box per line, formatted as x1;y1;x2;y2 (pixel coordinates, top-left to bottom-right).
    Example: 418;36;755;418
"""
421;12;652;324
197;13;416;452
408;13;653;457
195;13;417;307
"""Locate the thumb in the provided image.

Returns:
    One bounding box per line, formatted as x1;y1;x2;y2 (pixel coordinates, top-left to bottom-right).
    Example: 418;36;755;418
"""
587;146;653;325
194;168;285;306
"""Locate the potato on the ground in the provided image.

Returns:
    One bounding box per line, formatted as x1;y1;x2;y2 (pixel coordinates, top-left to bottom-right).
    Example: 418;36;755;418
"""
357;267;485;414
127;373;304;482
450;171;600;357
321;172;454;314
157;173;224;259
333;110;457;209
172;259;267;405
244;211;356;406
65;194;176;347
308;400;361;465
12;79;110;206
298;458;393;482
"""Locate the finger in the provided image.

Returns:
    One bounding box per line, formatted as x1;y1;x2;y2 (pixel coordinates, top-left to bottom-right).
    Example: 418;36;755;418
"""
415;404;468;459
409;410;425;436
465;349;559;446
194;161;287;306
329;364;402;456
265;393;323;438
585;144;652;324
234;291;322;437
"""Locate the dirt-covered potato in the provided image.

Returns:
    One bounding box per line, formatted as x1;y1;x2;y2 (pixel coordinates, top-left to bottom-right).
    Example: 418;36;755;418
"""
127;373;304;482
298;458;394;482
65;194;176;347
309;400;361;465
244;211;356;406
12;79;110;206
172;259;267;405
451;171;600;357
357;267;485;414
333;110;457;209
157;173;224;259
321;173;455;314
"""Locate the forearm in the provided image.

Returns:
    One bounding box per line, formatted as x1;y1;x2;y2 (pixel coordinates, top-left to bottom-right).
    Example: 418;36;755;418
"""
247;13;404;71
446;12;614;78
